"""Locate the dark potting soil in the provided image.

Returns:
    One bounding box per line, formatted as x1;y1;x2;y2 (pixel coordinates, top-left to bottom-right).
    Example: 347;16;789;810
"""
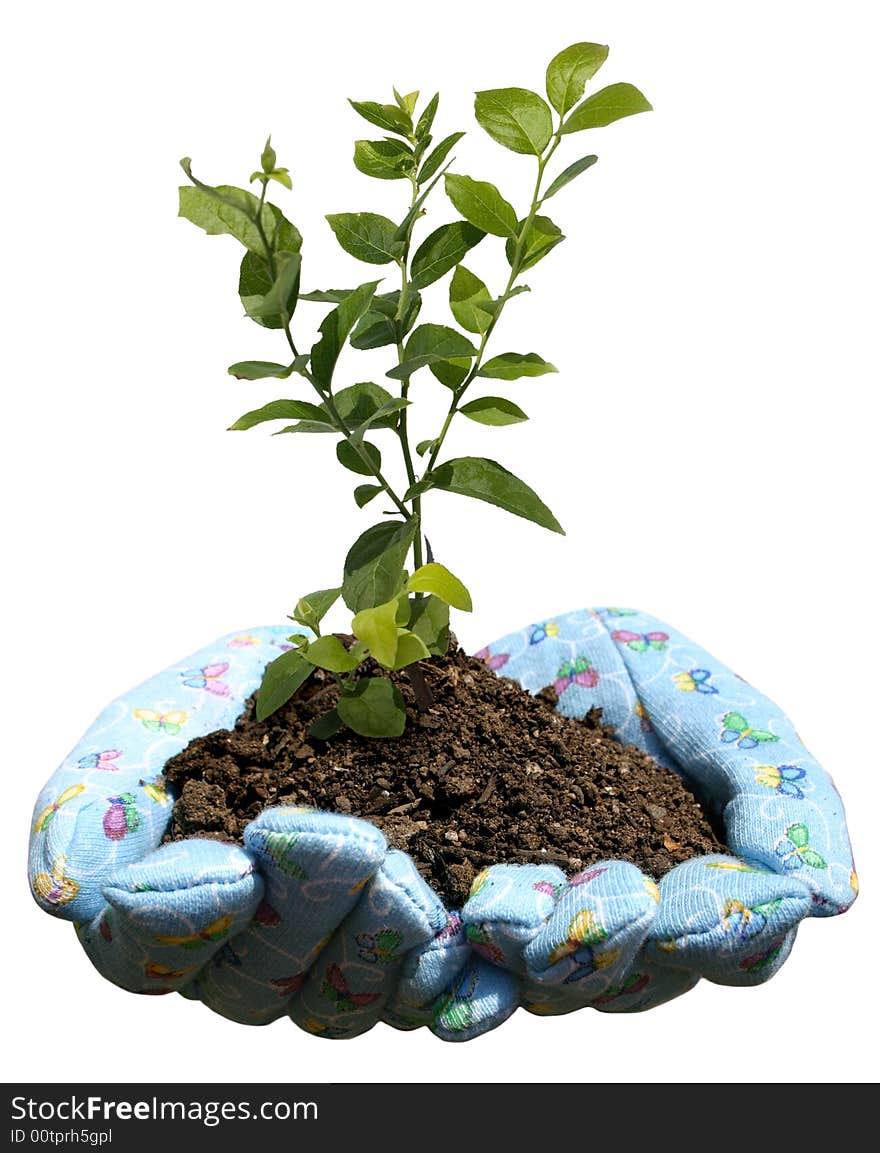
162;644;725;908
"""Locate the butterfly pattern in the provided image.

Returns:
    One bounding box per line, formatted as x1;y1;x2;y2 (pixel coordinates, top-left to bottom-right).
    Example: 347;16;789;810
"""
775;823;828;871
755;763;807;799
553;656;599;697
673;668;718;695
473;646;510;672
720;711;779;750
739;939;785;973
141;777;171;806
320;963;381;1013
33;855;80;907
180;662;231;697
547;909;620;983
464;924;506;966
591;972;650;1007
270;973;307;997
133;708;188;735
102;793;140;840
77;749;122;772
154;914;234;950
721;898;782;942
355;929;403;965
612;629;669;653
33;784;86;833
529;621;560;645
434;968;479;1034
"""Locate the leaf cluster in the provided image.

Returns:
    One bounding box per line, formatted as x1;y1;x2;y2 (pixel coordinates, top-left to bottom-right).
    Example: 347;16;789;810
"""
179;44;650;736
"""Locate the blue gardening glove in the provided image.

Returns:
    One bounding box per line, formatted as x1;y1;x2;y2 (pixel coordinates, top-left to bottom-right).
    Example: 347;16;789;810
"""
28;608;857;1038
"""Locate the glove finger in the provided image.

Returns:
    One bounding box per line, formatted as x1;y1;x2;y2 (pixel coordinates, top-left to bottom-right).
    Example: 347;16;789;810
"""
430;957;519;1042
196;808;387;1024
523;860;658;1003
77;838;263;994
461;863;565;973
647;854;811;985
290;849;446;1039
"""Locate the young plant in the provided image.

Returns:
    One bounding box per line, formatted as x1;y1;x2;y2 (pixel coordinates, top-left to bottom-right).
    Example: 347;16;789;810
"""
179;42;651;738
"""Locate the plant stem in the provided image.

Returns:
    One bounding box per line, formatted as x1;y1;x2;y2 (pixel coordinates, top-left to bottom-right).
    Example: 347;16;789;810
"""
424;132;562;476
394;170;425;571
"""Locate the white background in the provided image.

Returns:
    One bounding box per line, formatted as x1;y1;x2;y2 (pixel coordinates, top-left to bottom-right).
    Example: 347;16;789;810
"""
2;0;878;1084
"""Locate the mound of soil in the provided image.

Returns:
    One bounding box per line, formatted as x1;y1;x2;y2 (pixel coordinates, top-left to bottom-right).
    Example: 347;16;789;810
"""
162;644;725;907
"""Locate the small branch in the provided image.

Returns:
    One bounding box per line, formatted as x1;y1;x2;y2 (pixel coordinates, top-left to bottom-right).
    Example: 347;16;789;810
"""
393;170;426;570
423;132;562;478
406;663;434;713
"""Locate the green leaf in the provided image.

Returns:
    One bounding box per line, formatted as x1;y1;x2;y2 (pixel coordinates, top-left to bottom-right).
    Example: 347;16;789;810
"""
407;324;477;361
413;456;564;534
562;82;652;134
393;202;423;244
272;170;293;190
261;136;277;173
395;88;420;117
408;594;450;655
298;288;356;303
256;649;313;721
227;360;292;381
275;419;337;435
249;251;301;321
474;88;553;156
459;396;528;426
394;595;411;626
416;93;439;140
352;599;400;667
303;634;363;673
387;324;477;380
390;630;431;669
178;180;302;257
239;252;297;330
408;563;473;611
336;439;381;476
416;438;436;457
542;154;598;201
252;168;292;191
354;484;383;508
354;397;410;435
310;281;381;390
410;221;485;289
230;398;328;430
430;359;471;389
335;382;399;428
354;138;414;181
342;518;419;613
506;215;565;271
337;677;407;738
309;709;342;740
269;383;401;439
478;352;558;380
449;265;494;334
444;173;517;238
293;587;341;632
350;289;422;350
326;212;402;265
349;99;411;136
500;284;531;303
418;131;465;183
546;42;609;115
